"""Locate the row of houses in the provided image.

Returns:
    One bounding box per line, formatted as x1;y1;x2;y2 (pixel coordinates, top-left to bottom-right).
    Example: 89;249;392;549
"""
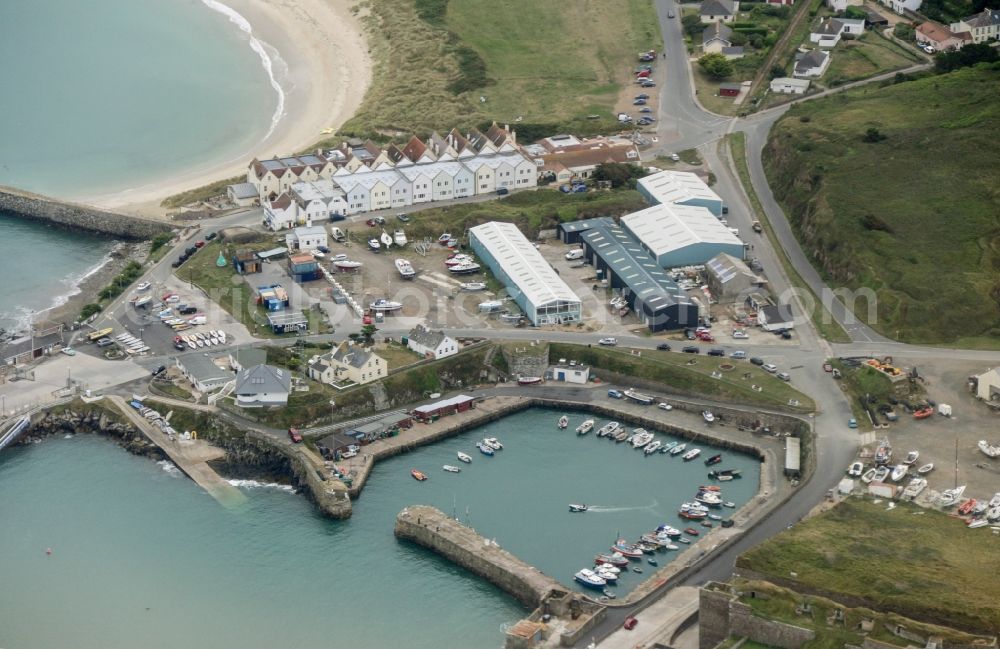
916;9;998;50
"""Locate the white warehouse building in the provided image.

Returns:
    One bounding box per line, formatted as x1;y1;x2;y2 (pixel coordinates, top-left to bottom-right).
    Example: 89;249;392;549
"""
469;222;582;326
637;170;725;217
622;203;745;268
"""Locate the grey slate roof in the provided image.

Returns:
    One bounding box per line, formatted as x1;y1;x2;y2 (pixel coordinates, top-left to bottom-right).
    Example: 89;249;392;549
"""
703;22;733;44
332;343;374;369
229;182;259;199
814;17;844;36
230;347;267;369
722;46;745;56
407;324;448;350
235;364;291;395
962;8;1000;27
795;49;829;73
700;0;735;15
179;354;232;385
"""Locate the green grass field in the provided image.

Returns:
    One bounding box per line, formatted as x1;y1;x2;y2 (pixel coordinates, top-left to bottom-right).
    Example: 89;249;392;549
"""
738;498;1000;634
763;65;1000;344
548;342;816;413
823;32;921;87
341;0;660;139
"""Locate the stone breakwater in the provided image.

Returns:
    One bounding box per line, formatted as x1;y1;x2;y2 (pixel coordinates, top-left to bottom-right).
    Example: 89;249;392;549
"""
0;185;173;239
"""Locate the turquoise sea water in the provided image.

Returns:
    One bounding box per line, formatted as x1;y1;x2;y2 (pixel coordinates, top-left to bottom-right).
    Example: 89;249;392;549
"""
0;408;759;648
0;214;117;331
0;0;276;199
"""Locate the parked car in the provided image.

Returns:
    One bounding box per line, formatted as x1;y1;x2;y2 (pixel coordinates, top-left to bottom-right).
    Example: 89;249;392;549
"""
848;418;858;429
762;363;778;373
598;337;617;346
96;338;114;348
178;306;198;315
658;402;673;411
639;107;653;114
781;330;793;340
750;357;765;366
608;389;623;399
397;213;411;222
732;329;748;339
823;362;833;372
288;428;303;444
656;343;671;351
194;240;205;249
633;98;647;105
684;328;696;340
641;81;656;88
497;186;509;195
668;10;675;17
669;153;680;162
624;616;638;631
635;93;649;100
205;232;217;240
61;347;76;356
776;372;791;382
151;365;167;376
317;245;331;253
730;351;747;360
682;346;700;354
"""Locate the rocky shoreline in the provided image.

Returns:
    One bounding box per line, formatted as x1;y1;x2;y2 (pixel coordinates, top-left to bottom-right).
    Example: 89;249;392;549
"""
22;407;165;460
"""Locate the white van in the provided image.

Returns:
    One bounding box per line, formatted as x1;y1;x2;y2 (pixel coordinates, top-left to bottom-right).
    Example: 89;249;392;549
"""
565;248;585;261
331;227;346;243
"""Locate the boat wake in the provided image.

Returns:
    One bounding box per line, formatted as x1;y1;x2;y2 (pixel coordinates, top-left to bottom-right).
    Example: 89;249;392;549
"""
586;500;659;513
200;0;287;139
156;460;182;477
227;479;295;492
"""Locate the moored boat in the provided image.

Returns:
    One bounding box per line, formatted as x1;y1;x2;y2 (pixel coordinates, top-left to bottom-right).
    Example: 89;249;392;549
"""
611;541;643;559
917;463;934;475
670;443;687;456
904;450;919;465
872;466;890;483
630;429;654;449
411;469;427;481
704;454;722;466
613;429;630;442
644;440;662;455
457;452;472;463
517;376;543;386
558;415;569;429
594;553;629;568
682;448;702;461
574;569;607;589
660;441;678;454
442;465;461;473
684;527;700;536
890;464;909;482
597;421;620;437
483;437;503;450
861;468;877;483
576;419;595;435
477;442;495;456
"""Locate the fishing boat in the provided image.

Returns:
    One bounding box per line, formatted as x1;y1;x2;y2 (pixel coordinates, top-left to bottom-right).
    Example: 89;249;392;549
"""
594;553;629;568
368;238;381;251
597;421;620;438
623;388;655;405
639;534;665;549
460;281;487;291
904;450;919;465
614;429;630;442
395;258;416;279
978;440;1000;458
334;259;363;270
636;542;657;555
678;507;706;520
611;541;643;559
860;468;877;483
630;429;654;449
695;491;722;507
476;442;495;456
558;416;569;429
457;452;472;463
917;463;934;475
448;262;481;275
655;525;682;538
890;464;909;482
958;498;977;516
644;440;662;455
913;406;935;419
660;441;678;454
517;376;543;386
369;298;403;312
683;448;702;461
872;466;890;483
393;229;408;246
576;419;595;435
483;437;503;450
574;569;607;589
380;231;393;247
704;454;723;466
595;569;618;583
411;469;427;481
442;465;461;473
670;443;687;456
702;411;715;423
136;281;151;291
938;485;966;507
684;528;700;536
569;504;588;513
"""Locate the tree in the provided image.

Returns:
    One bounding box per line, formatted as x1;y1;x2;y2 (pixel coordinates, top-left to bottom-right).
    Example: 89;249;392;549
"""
893;23;915;40
770;63;787;79
862;127;887;143
682;13;704;38
698;53;734;79
934;43;999;72
592;162;645;188
844;5;868;19
360;324;378;345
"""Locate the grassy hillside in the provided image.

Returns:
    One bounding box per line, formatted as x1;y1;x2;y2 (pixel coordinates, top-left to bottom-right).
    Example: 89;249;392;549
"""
764;64;1000;344
341;0;660;139
738;498;1000;634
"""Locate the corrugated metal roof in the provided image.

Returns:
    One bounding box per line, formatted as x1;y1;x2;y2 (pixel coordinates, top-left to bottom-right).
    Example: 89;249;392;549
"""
622;203;742;258
470;222;580;308
638;170;721;206
785;436;801;472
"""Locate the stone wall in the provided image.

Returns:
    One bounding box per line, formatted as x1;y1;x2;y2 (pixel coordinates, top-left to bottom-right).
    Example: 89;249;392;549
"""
729;600;816;649
700;585;736;649
395;505;564;609
502;343;549;379
0;185;173;239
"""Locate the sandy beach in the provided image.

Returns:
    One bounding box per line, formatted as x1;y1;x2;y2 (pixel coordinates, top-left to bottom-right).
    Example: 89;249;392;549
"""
85;0;371;219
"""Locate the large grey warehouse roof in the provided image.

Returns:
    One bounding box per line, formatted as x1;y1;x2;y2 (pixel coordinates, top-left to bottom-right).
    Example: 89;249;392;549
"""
638;170;721;205
469;222;580;307
581;225;692;312
622;203;742;257
558;216;616;235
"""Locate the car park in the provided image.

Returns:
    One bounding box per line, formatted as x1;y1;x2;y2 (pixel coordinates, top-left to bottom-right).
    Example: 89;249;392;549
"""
656;343;671;351
683;346;700;354
750;357;764;366
762;363;778;373
776;372;791;382
598;337;617;346
707;348;725;357
608;389;623;399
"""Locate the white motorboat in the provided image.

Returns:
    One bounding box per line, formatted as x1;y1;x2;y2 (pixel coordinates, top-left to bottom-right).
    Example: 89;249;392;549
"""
978;440;1000;458
334;259;364;270
987;505;1000;522
442;465;461;473
968;519;989;529
890;464;909;482
186;340;197;350
670;443;687;456
623;388;655;405
904;450;919;465
630;429;654;449
939;485;966;507
460;282;487;291
438;233;453;245
558;415;569;429
874;439;892;465
595;568;618;583
695;491;722;506
569;504;588;513
136;281;151;291
457;452;472;464
861;468;877;483
380;231;393;247
917;463;934;475
368;238;381;251
478;300;504;312
683;448;702;461
847;461;864;477
597;421;620;437
393;230;408;246
395;258;416;279
872;466;890;482
989;493;1000;508
132;295;152;308
483;437;503;450
576;419;595;435
702;411;715;423
595;563;620;574
444;254;474;266
574;569;607;589
902;477;927;499
448;262;481;275
644;440;662;455
369;298;403;312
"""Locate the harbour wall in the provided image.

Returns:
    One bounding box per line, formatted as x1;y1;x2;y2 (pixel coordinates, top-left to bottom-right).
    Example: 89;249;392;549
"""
0;185;174;239
394;505;566;609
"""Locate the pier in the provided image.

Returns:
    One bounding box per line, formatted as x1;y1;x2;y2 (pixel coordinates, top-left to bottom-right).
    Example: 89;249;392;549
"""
106;395;246;507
